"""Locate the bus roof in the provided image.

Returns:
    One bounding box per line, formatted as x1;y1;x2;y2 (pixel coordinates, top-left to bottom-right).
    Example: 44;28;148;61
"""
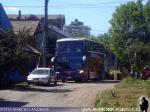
57;37;104;47
57;38;86;42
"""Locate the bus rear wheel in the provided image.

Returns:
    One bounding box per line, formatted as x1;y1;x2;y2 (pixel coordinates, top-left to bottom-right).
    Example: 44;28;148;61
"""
62;79;66;83
84;74;89;82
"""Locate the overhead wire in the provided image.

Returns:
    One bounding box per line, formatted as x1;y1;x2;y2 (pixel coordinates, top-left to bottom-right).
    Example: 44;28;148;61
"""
3;5;116;8
3;0;136;9
49;0;136;5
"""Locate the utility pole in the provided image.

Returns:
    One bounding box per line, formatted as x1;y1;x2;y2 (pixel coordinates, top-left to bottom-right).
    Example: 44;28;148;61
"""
43;0;49;67
114;56;118;80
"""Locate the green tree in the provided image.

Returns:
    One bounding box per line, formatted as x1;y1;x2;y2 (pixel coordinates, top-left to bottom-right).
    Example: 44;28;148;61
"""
71;32;99;41
27;14;39;21
98;33;112;49
109;0;150;71
0;29;33;87
143;0;150;42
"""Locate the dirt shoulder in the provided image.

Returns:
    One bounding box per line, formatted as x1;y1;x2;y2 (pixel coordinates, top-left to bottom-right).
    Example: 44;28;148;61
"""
65;83;116;107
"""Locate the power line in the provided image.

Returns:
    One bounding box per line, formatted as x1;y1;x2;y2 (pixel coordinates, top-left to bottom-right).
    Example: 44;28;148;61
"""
50;0;135;5
3;0;136;8
3;5;117;9
3;5;116;7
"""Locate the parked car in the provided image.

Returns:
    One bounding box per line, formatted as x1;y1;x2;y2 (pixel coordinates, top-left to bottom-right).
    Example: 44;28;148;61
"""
27;68;57;85
141;66;150;80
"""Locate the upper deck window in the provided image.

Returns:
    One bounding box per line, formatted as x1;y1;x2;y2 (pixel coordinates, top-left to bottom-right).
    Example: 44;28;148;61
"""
59;45;70;52
72;45;82;52
58;41;83;53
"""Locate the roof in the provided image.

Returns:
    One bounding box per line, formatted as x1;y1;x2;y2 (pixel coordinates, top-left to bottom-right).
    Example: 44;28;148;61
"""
11;21;39;35
48;25;69;38
24;44;41;55
0;28;6;35
0;3;12;30
0;28;7;39
8;14;65;20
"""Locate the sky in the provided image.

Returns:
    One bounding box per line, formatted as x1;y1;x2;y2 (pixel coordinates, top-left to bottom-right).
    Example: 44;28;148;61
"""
0;0;148;36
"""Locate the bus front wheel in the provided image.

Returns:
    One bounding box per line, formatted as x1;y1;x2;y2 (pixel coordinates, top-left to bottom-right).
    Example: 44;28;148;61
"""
75;79;83;83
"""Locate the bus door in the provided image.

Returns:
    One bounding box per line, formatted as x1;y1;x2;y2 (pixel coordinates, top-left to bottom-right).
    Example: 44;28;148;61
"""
87;53;104;79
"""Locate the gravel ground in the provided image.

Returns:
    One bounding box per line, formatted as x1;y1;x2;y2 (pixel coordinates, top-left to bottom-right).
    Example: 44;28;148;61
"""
0;81;118;107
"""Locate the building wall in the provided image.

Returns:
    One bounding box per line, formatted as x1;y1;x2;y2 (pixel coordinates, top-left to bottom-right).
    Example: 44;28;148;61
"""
35;28;68;53
35;20;69;62
64;19;91;36
47;16;65;30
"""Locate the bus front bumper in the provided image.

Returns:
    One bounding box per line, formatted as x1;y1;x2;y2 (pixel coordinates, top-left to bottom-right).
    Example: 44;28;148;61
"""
59;72;84;80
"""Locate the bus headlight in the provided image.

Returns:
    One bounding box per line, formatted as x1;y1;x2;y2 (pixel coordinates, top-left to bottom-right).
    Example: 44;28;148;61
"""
55;72;60;75
79;70;84;74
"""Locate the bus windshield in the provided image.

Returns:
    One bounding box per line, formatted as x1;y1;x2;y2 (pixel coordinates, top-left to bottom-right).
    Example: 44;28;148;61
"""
56;56;83;69
70;56;83;69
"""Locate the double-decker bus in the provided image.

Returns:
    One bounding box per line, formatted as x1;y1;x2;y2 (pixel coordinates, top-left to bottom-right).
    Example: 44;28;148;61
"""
53;38;106;82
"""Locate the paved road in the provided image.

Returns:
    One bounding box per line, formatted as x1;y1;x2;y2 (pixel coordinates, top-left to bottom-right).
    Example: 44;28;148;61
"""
0;81;118;107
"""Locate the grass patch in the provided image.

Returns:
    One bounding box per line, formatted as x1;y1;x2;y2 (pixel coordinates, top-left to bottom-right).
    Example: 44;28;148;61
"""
95;77;150;109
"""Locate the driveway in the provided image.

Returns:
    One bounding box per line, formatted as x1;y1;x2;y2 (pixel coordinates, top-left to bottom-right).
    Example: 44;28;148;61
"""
0;81;118;107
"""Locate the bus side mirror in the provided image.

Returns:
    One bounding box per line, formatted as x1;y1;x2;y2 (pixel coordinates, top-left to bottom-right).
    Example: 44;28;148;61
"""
51;57;55;63
82;56;86;62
